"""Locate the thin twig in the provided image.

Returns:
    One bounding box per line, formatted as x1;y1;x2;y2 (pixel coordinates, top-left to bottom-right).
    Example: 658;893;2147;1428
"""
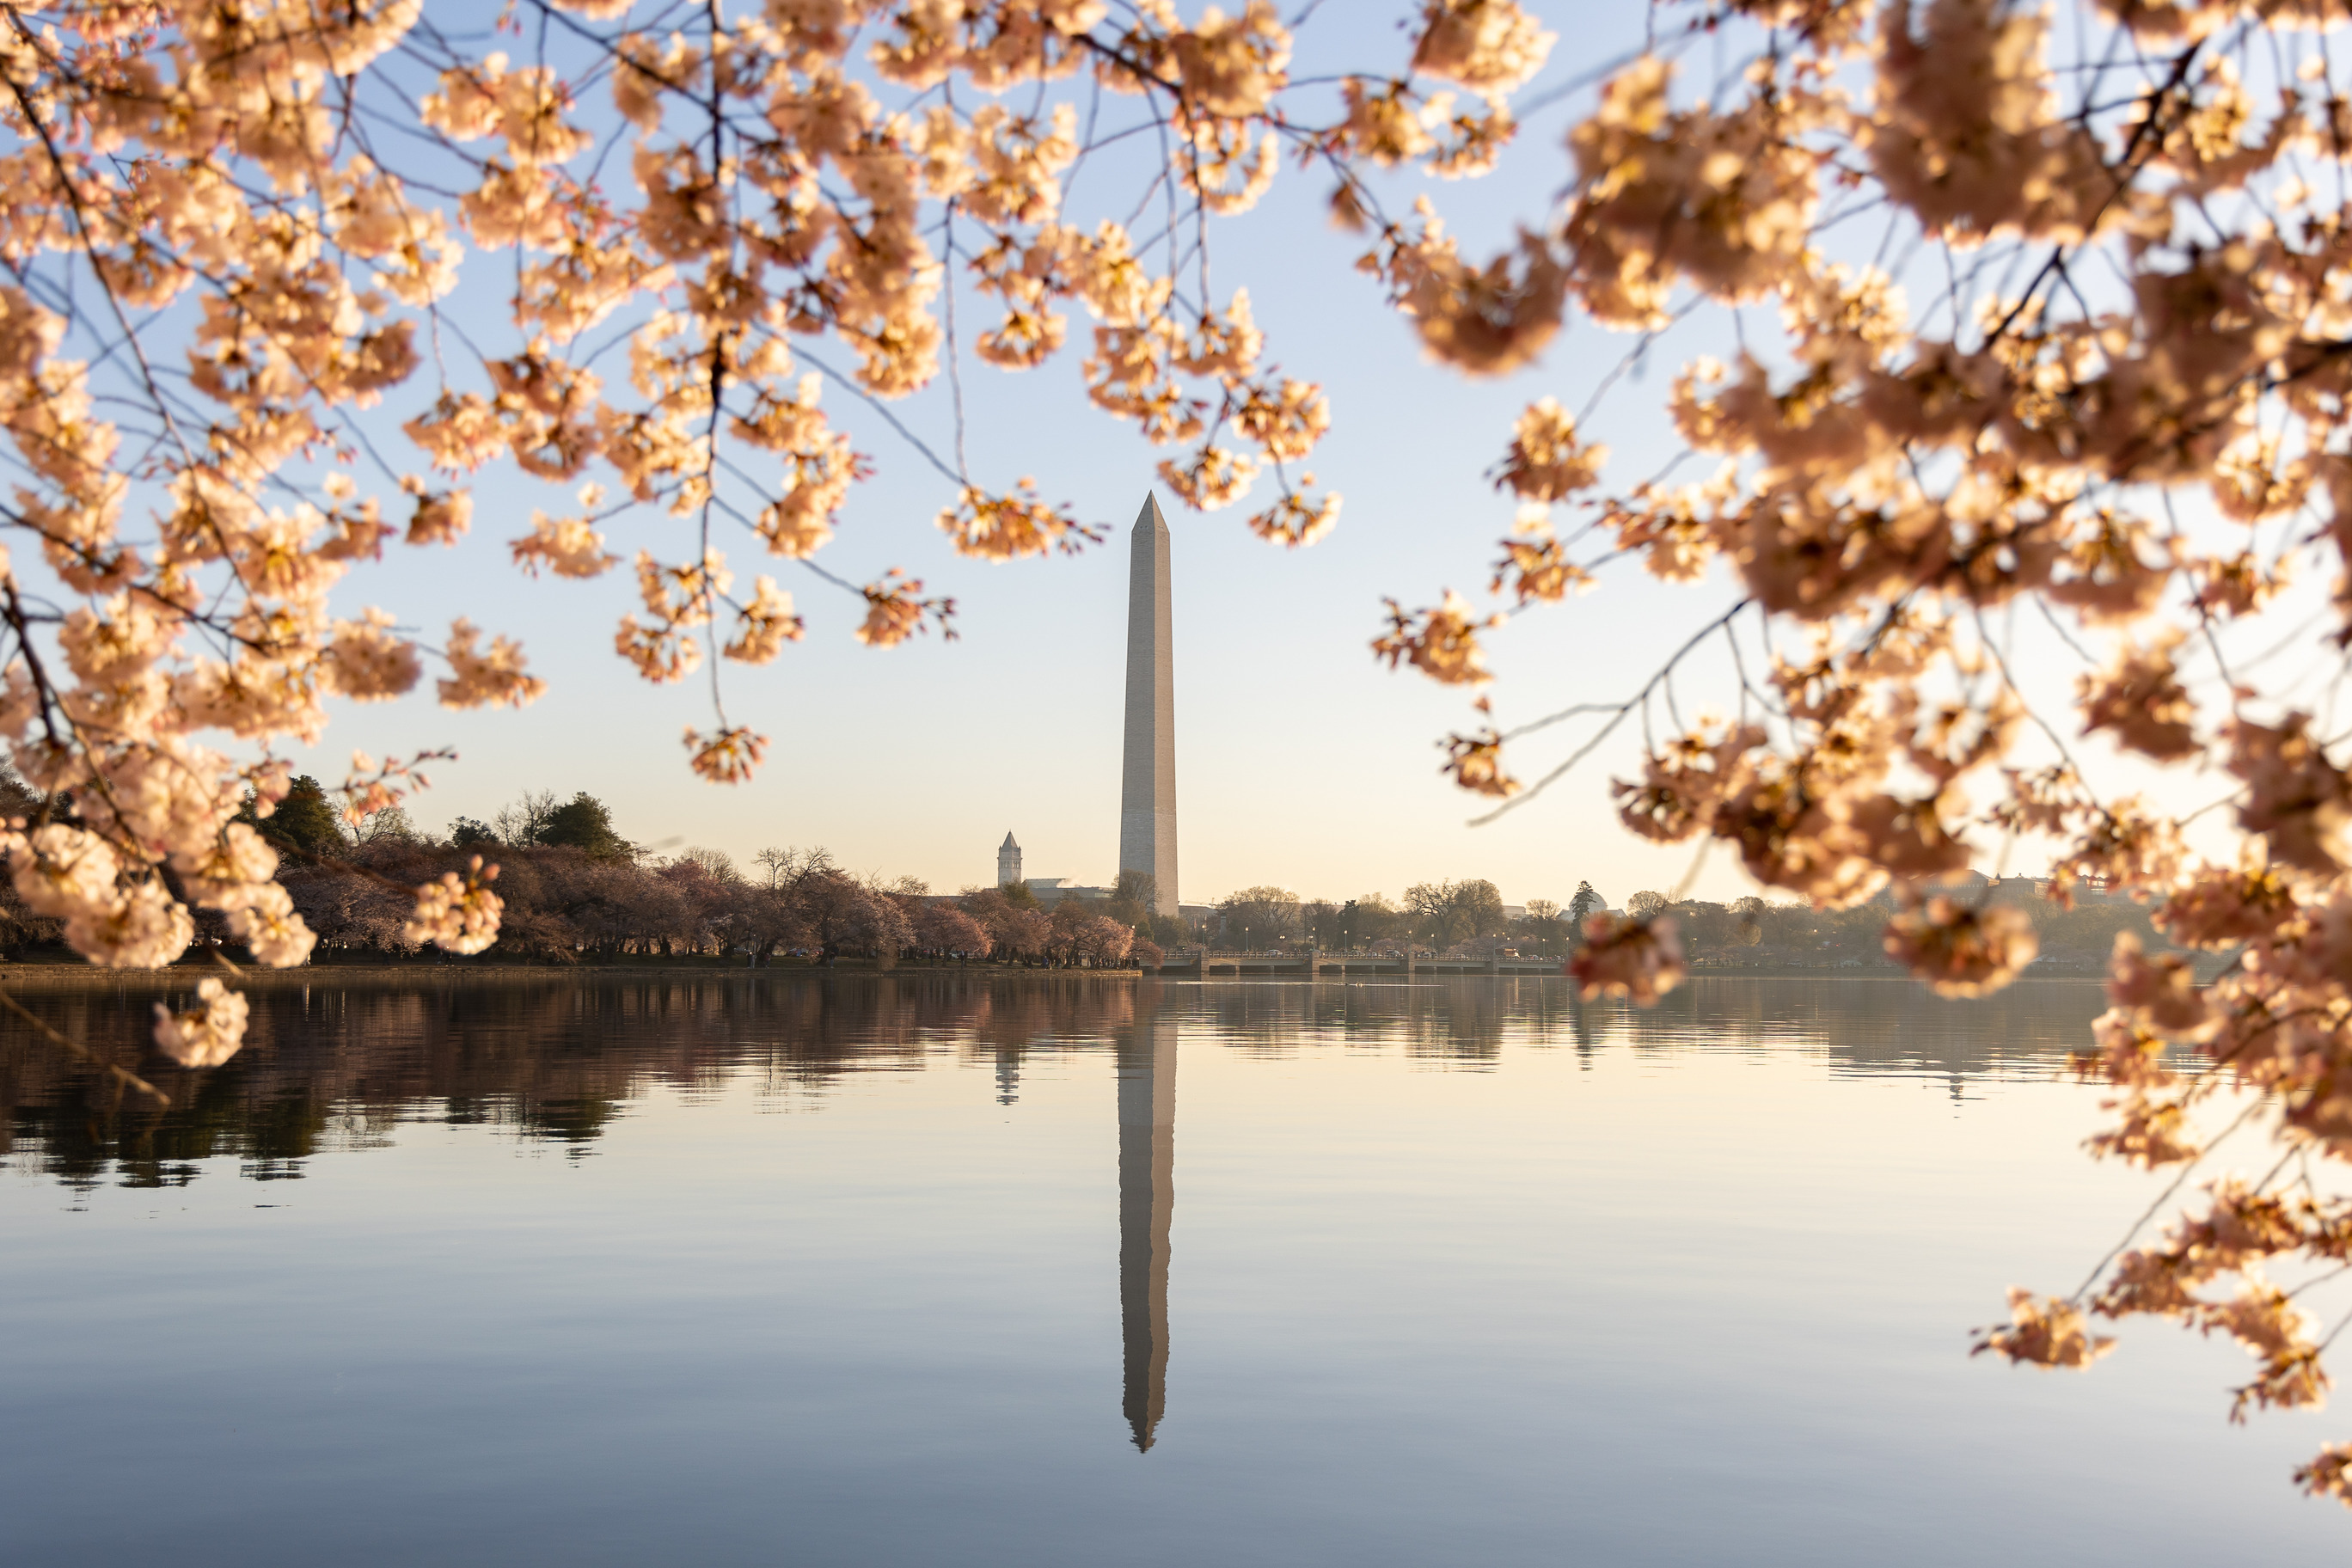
2070;1095;2267;1302
1470;600;1751;825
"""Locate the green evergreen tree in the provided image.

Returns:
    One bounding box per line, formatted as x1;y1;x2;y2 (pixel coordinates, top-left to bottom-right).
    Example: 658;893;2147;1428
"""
251;775;344;861
536;793;630;859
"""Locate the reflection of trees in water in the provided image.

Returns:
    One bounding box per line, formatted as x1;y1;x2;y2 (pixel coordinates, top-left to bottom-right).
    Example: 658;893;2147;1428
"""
1183;980;1521;1066
0;974;2105;1189
1106;977;2100;1079
1175;977;1641;1067
1579;977;2108;1080
940;978;1137;1106
1;974;1151;1187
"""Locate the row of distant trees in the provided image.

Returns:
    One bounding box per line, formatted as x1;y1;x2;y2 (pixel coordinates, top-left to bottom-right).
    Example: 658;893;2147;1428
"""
203;787;1640;965
1210;878;1601;956
1212;877;2172;967
1616;886;2170;971
2;763;2162;970
304;796;1165;966
274;813;1164;967
0;774;1159;969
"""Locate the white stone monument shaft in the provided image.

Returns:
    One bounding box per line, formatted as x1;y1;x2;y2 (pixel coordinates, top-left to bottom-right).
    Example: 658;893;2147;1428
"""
1119;494;1179;916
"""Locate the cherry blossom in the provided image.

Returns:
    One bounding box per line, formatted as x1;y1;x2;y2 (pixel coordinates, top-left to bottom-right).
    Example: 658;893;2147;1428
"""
1568;913;1685;1005
401;856;504;955
151;977;250;1067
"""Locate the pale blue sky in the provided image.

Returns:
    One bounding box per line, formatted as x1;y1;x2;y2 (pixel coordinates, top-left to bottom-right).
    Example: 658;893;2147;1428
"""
256;0;2269;910
260;0;1702;910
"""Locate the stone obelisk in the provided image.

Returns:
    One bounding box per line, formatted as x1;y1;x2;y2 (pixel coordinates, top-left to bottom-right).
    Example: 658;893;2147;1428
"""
1118;999;1177;1451
1119;494;1179;917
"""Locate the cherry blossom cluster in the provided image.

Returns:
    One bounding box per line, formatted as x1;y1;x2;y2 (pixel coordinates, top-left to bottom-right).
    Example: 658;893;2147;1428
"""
0;0;1559;1065
1370;0;2352;1501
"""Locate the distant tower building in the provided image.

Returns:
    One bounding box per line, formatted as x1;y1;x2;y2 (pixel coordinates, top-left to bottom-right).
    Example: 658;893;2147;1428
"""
1119;494;1179;916
997;832;1022;888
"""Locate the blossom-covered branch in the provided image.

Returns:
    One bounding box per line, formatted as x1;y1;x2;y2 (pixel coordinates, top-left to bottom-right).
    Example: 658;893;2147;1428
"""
0;0;1554;1063
1372;0;2352;1504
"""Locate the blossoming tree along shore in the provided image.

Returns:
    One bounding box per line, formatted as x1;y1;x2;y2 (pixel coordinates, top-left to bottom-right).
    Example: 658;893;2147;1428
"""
9;0;2352;1506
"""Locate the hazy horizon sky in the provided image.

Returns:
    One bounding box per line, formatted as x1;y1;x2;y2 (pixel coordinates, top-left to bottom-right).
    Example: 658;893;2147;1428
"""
260;0;2271;911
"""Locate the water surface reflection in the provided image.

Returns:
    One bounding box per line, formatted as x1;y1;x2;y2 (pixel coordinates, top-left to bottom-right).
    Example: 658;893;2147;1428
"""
2;973;2104;1190
10;972;2327;1567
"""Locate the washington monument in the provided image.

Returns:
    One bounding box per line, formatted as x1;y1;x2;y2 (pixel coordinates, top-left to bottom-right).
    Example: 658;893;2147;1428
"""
1119;493;1179;917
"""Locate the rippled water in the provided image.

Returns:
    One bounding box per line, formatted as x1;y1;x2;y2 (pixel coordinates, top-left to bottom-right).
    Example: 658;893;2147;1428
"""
2;973;2343;1563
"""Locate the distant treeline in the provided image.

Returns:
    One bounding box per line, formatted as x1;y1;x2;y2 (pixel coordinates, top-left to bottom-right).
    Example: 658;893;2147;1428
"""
0;770;2166;972
1212;879;1596;954
1637;886;2165;971
0;778;1161;968
1212;876;2168;968
270;842;1161;968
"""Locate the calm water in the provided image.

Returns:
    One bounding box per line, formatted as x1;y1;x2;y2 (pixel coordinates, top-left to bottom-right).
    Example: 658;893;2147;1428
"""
3;973;2343;1563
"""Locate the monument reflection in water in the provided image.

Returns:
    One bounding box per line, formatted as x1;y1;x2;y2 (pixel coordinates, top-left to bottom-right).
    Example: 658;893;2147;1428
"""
2;970;1193;1455
1118;1002;1176;1450
24;972;2349;1568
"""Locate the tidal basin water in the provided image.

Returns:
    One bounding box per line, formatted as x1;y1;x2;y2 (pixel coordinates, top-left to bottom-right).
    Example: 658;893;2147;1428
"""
3;972;2346;1564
